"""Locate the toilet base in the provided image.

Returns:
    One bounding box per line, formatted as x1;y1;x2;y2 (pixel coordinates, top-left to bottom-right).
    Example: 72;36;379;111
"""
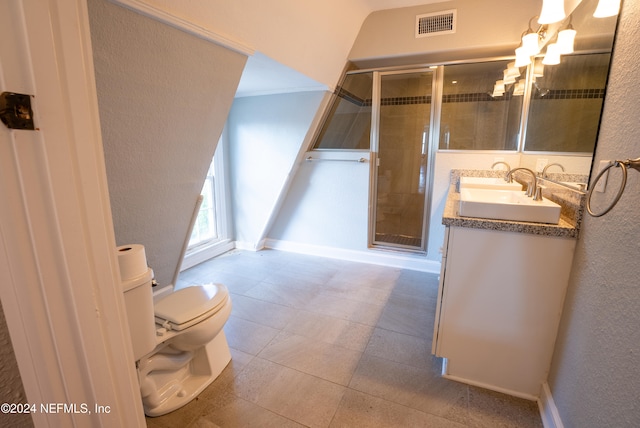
142;331;232;417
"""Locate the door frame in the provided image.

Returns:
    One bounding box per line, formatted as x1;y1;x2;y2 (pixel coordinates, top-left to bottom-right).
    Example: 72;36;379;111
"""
367;67;441;254
0;1;145;425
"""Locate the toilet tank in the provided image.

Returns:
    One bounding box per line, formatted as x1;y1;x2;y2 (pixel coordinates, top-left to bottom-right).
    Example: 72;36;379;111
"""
122;270;157;361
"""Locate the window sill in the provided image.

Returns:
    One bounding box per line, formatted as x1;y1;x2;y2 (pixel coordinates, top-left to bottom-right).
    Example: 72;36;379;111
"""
181;239;234;271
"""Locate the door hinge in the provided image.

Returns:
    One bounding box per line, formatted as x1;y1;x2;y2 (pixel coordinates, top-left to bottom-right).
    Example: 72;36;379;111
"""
0;92;35;130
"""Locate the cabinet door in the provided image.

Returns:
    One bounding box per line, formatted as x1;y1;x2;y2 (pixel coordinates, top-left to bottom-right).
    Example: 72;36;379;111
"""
435;226;576;398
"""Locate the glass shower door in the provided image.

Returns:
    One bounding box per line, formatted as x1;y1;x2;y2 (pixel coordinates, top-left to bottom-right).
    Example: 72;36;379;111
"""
371;70;436;252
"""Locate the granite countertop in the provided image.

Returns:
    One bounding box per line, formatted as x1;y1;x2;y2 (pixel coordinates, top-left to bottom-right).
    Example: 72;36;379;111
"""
442;183;580;238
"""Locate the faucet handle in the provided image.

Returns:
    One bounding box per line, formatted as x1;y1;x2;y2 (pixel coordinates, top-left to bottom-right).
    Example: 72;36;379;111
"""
533;185;543;201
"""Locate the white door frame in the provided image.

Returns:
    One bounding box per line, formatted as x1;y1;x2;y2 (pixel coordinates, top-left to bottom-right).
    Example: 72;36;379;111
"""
0;0;144;426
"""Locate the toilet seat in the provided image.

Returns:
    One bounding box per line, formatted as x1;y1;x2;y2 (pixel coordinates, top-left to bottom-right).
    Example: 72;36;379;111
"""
154;283;229;331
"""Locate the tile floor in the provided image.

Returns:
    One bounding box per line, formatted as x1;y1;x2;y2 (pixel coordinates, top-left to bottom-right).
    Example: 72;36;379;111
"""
145;249;542;428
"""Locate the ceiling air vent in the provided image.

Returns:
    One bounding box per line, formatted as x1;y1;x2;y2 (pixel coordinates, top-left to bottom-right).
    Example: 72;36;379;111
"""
416;9;456;38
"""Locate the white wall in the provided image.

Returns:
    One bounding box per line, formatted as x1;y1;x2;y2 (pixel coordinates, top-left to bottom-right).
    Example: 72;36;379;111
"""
88;0;246;286
547;0;640;425
228;91;327;249
268;151;371;251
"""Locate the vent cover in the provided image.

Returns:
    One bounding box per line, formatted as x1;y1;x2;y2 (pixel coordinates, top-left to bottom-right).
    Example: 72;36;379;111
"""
416;9;456;38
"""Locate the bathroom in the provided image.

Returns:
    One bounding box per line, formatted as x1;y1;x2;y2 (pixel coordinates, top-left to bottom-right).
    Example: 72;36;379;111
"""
0;0;638;427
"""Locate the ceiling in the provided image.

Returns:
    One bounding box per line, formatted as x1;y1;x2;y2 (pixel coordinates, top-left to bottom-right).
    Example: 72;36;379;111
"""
235;0;451;97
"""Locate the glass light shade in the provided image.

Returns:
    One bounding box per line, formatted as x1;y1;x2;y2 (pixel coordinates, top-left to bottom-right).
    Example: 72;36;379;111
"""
492;86;505;97
538;0;565;24
503;70;517;85
506;62;521;78
513;80;525;96
515;47;532;67
557;28;577;54
522;32;541;56
594;0;620;18
542;43;561;65
533;58;545;77
495;80;505;92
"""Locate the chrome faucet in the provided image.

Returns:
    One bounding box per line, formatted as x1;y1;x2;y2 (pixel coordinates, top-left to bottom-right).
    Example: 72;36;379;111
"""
491;161;511;171
492;161;512;181
506;167;540;199
541;163;565;177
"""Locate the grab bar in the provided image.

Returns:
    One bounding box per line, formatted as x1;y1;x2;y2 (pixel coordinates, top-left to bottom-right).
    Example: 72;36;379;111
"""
587;157;640;217
305;156;367;163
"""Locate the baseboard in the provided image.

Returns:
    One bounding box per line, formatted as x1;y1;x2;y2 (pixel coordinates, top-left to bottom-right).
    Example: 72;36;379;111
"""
264;239;441;273
235;240;266;252
181;239;235;271
539;382;564;428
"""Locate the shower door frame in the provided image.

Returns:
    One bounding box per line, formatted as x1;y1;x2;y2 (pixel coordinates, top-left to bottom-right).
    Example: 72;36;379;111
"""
368;67;441;254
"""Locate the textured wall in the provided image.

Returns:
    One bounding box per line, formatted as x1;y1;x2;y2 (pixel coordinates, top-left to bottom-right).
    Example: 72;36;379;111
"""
548;1;640;427
88;0;246;286
0;304;33;428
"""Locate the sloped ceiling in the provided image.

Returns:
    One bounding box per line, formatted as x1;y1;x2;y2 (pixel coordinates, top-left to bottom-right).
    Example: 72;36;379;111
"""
236;0;452;97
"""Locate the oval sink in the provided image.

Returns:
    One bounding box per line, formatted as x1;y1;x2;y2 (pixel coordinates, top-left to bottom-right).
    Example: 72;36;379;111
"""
459;188;561;224
459;176;523;191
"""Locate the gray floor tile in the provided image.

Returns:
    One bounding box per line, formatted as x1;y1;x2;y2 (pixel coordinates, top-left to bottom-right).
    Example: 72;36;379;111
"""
147;249;543;428
231;357;346;428
259;331;362;385
283;310;374;352
330;389;467;428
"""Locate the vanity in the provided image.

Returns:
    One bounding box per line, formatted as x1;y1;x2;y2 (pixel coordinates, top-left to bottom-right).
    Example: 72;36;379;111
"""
432;170;584;400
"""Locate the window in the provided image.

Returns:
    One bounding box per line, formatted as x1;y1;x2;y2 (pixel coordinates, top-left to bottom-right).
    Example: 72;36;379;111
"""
182;139;232;270
188;162;217;249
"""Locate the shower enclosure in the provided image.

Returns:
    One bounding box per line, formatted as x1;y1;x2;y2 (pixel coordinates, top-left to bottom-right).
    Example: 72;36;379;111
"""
370;70;437;252
313;68;437;253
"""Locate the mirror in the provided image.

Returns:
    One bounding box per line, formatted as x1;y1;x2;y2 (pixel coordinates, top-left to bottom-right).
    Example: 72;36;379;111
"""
520;0;619;188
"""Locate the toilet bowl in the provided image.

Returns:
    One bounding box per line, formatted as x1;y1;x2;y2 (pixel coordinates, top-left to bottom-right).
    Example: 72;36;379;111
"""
117;244;232;417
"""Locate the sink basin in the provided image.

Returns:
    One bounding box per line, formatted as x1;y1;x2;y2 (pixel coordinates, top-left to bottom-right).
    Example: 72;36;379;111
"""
459;176;522;191
459;188;561;224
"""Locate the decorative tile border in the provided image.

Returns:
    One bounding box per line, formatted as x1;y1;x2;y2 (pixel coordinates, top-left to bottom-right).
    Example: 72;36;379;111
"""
533;88;605;100
337;88;604;107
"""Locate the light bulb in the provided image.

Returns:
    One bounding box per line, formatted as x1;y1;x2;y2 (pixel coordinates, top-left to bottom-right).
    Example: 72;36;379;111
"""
557;28;577;54
522;32;541;56
594;0;621;18
538;0;565;24
542;44;561;65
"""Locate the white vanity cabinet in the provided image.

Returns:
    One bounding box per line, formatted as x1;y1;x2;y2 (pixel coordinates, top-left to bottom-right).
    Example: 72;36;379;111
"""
432;225;576;399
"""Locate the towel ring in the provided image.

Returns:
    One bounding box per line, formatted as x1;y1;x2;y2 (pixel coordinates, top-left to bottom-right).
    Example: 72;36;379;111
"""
586;157;640;217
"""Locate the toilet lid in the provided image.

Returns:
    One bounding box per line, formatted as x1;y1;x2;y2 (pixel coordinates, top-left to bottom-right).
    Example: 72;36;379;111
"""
154;283;228;326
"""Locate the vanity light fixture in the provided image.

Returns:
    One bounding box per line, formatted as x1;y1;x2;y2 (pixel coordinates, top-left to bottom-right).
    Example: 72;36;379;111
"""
503;69;517;85
542;43;562;65
557;27;577;54
492;80;505;97
515;47;532;67
513;80;526;96
522;32;541;56
557;16;576;54
594;0;621;18
520;16;543;56
538;0;565;24
506;62;521;78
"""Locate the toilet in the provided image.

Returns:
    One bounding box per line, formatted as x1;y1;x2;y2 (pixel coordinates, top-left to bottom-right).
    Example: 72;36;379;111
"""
117;244;232;417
